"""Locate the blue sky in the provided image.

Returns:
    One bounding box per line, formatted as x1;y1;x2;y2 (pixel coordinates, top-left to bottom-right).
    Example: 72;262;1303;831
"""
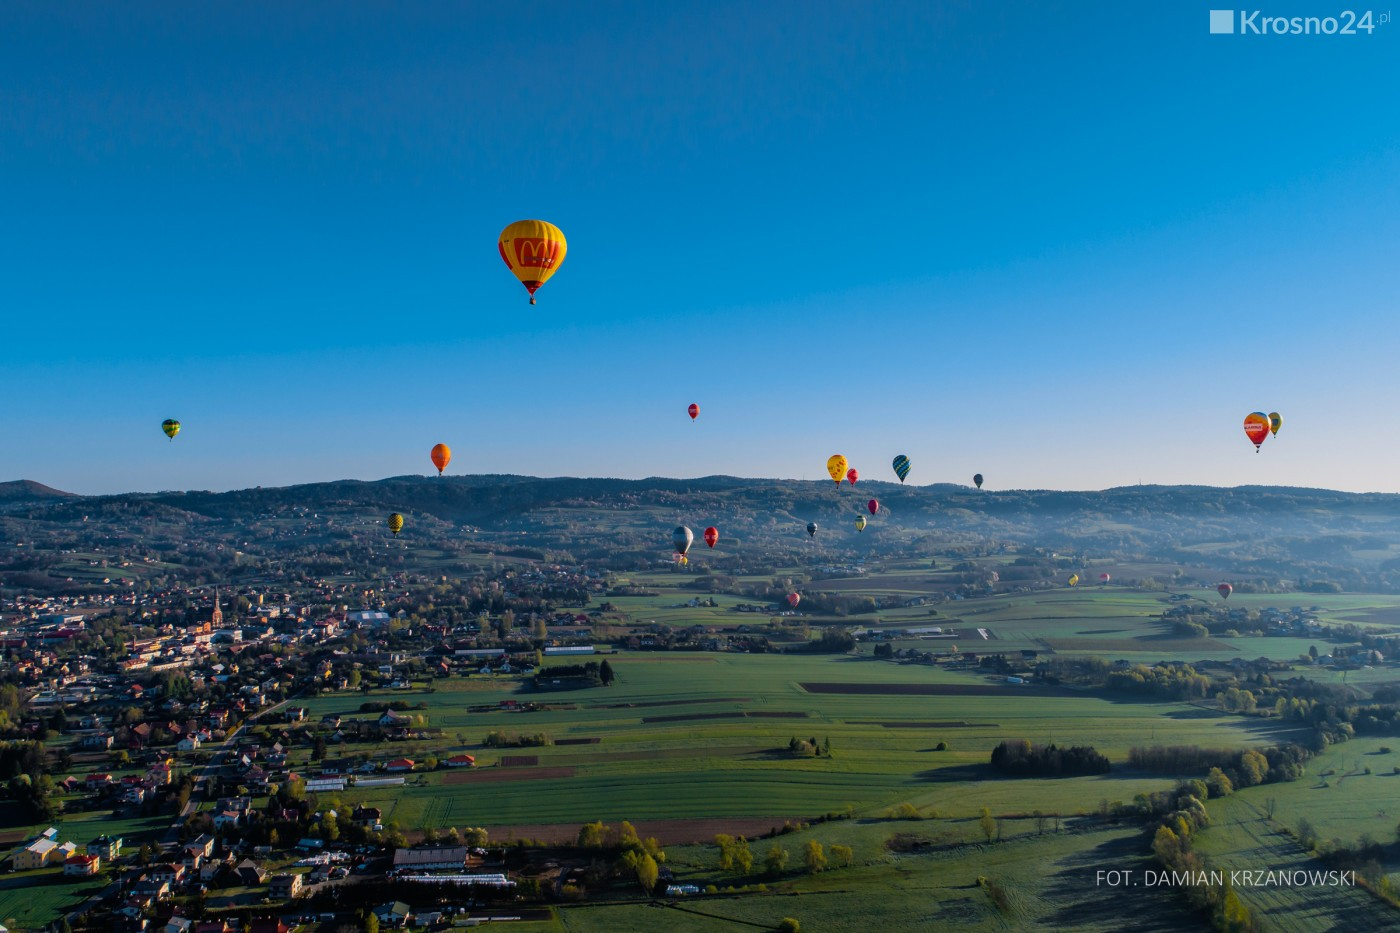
3;1;1397;494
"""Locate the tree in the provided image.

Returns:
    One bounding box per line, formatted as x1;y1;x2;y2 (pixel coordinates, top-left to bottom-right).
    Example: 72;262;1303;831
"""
979;807;996;843
777;920;801;933
764;844;789;876
803;840;827;874
578;821;608;848
636;853;659;893
828;844;853;868
1205;768;1233;798
363;912;379;933
599;660;615;686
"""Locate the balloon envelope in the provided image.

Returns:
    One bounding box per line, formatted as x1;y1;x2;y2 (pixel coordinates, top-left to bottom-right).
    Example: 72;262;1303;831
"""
1244;412;1270;450
1099;573;1111;584
162;419;181;440
846;468;858;485
855;516;866;532
498;220;567;304
672;526;694;556
688;403;699;421
703;526;719;548
388;513;404;536
1068;574;1079;587
787;593;801;608
826;455;848;485
973;473;984;489
1218;583;1233;600
892;455;911;483
1268;412;1283;437
806;522;818;538
430;443;451;475
867;499;879;515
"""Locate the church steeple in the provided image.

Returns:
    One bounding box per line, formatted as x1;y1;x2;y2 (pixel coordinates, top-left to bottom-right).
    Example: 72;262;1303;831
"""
211;589;223;627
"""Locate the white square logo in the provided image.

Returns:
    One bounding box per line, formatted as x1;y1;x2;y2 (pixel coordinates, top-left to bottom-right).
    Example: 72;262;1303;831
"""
1209;9;1235;33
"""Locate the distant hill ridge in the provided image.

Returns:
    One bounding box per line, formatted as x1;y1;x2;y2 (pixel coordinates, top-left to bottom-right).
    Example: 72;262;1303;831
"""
0;479;77;502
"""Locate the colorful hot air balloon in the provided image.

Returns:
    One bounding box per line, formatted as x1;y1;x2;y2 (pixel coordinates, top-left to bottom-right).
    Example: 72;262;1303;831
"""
855;516;867;533
688;403;699;421
826;455;848;485
388;513;404;536
787;593;801;608
1068;574;1079;587
806;522;818;538
1244;412;1271;452
498;220;567;305
892;455;911;483
1099;573;1111;585
846;468;859;485
703;526;719;548
973;473;984;490
1217;583;1233;600
430;443;451;475
867;499;879;515
672;526;694;557
161;419;181;441
1269;412;1283;437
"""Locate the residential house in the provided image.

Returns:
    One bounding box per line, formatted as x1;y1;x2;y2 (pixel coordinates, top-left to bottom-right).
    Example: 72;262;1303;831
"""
88;835;123;859
235;859;266;886
384;758;415;773
268;873;304;900
445;754;475;767
65;854;101;876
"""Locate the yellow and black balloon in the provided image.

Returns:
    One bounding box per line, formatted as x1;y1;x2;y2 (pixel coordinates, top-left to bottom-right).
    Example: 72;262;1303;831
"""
161;419;181;441
499;220;567;305
388;513;404;536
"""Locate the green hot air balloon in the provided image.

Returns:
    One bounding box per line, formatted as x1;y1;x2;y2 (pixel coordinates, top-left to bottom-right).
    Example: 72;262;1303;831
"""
162;419;181;441
892;455;911;483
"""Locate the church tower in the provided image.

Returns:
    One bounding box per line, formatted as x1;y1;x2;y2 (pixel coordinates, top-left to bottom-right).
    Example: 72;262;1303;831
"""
211;589;224;627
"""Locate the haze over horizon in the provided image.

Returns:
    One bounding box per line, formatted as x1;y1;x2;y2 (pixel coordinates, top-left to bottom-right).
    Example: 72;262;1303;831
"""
4;2;1397;496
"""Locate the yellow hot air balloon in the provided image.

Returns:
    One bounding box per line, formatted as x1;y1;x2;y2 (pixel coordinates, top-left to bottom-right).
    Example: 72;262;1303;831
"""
1068;574;1079;587
1268;412;1283;437
161;419;181;441
855;516;867;532
826;455;848;485
499;220;567;304
387;513;404;536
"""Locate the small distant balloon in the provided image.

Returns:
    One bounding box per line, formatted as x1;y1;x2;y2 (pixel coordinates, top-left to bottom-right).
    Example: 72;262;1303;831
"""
1217;583;1233;600
846;468;859;486
430;443;451;475
855;515;867;533
703;526;719;548
806;522;818;538
388;513;404;536
672;526;694;556
867;499;879;515
892;455;911;483
1243;412;1270;452
1068;574;1079;587
688;403;699;421
973;473;984;490
826;455;848;485
498;219;567;305
1099;573;1111;584
787;593;801;608
162;419;181;441
1268;412;1283;437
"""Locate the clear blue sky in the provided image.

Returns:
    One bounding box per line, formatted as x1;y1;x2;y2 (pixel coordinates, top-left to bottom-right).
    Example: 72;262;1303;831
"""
3;1;1397;495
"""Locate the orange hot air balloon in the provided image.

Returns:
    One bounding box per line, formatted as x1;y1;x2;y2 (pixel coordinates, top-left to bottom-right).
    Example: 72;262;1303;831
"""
1243;412;1270;452
498;220;567;304
846;468;858;485
430;443;451;475
703;526;719;548
1217;583;1233;600
688;403;699;421
787;593;801;608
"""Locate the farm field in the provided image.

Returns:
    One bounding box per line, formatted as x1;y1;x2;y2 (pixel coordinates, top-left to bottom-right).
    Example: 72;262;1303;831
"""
296;652;1308;834
0;867;107;933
